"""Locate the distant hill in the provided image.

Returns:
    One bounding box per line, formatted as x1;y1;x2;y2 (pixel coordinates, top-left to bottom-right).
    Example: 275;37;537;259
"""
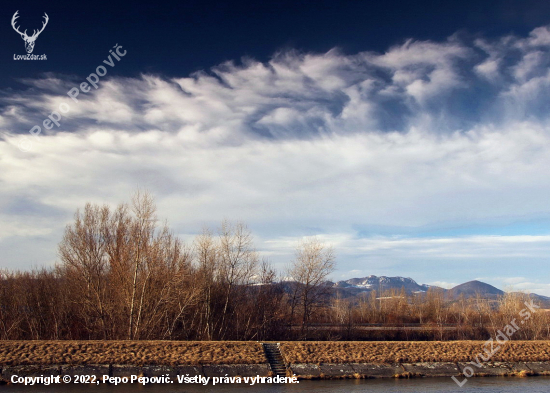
513;292;550;307
449;280;504;298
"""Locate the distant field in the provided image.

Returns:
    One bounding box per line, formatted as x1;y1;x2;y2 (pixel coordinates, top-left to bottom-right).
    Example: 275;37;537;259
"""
280;341;550;364
0;341;265;366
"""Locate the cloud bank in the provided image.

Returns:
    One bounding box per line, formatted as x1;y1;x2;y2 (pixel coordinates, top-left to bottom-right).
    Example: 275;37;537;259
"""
2;26;550;293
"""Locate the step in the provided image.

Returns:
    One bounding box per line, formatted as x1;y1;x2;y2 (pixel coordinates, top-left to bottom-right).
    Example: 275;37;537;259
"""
262;342;288;377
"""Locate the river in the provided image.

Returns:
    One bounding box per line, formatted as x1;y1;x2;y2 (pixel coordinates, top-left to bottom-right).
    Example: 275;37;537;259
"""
3;377;550;393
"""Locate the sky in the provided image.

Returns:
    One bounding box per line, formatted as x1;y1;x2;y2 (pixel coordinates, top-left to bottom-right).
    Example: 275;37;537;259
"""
2;0;550;294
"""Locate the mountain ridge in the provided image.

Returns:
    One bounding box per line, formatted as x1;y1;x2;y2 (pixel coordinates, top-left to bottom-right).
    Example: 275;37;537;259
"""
333;275;550;303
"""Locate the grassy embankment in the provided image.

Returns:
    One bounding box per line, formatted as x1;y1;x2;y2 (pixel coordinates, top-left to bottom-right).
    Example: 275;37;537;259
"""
280;341;550;364
2;341;550;367
0;341;265;366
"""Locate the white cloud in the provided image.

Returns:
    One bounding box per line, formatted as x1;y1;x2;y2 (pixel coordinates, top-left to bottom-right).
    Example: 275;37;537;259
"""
428;281;459;289
1;26;550;292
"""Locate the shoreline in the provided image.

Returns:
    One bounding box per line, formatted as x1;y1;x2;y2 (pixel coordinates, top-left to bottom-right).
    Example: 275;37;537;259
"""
2;361;550;381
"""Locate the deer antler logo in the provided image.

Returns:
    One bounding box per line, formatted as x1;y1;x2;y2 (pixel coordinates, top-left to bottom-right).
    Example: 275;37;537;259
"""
11;11;49;54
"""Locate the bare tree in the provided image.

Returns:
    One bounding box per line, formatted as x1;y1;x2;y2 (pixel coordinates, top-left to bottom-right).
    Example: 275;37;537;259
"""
216;220;259;339
58;190;196;340
194;228;219;339
252;260;284;340
57;203;113;338
287;237;335;338
126;190;157;339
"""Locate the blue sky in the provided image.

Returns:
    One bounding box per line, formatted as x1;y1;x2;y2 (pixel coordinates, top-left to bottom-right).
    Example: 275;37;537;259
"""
2;0;550;294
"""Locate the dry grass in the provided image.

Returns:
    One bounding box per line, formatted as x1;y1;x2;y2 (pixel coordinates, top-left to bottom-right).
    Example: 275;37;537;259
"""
0;341;265;366
515;370;534;377
4;340;550;367
280;341;550;364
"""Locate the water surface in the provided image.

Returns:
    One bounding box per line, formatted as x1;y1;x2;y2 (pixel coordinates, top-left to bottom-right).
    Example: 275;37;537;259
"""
4;376;550;393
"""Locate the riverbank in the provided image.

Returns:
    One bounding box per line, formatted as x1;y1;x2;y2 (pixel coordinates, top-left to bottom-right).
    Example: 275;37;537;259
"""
280;341;550;364
0;341;265;366
280;341;550;379
1;341;550;381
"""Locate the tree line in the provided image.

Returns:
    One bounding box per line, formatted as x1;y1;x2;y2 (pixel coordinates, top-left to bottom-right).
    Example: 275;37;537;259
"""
0;191;548;341
329;288;550;341
0;191;335;340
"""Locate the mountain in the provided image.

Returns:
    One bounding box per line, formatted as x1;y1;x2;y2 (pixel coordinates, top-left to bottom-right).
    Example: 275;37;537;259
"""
333;275;441;297
449;280;503;298
340;275;432;293
332;276;550;306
